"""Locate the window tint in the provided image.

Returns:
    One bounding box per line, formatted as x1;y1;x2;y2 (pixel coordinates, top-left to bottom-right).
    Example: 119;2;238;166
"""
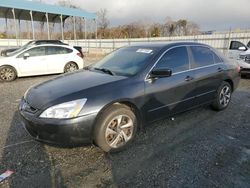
230;41;246;50
247;41;250;48
190;46;214;68
92;47;155;76
212;51;222;63
47;46;72;55
17;46;46;58
155;47;189;73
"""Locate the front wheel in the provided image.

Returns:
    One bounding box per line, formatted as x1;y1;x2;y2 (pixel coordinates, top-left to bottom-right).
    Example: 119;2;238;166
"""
94;104;137;152
0;66;17;81
211;81;232;111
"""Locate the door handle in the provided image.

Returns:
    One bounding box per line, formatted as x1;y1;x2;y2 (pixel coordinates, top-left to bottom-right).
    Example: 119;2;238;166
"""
185;76;194;81
217;67;223;72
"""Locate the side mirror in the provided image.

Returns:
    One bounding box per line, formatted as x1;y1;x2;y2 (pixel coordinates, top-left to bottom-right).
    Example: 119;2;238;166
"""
23;53;30;59
149;68;172;79
238;46;247;51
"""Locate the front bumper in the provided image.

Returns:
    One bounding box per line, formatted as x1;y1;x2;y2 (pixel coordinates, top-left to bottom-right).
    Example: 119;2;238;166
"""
19;109;97;146
241;68;250;75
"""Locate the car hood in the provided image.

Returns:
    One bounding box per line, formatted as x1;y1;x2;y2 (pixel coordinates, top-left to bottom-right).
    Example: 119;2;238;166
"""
25;70;127;109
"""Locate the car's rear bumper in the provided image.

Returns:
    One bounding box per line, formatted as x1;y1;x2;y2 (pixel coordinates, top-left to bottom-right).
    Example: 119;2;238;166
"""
19;110;97;146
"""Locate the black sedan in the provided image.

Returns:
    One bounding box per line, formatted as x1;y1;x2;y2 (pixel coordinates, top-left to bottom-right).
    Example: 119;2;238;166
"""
19;42;240;152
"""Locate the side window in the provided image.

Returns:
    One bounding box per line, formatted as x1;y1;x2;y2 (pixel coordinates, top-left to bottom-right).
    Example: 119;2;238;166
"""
230;41;246;50
17;46;46;58
190;46;214;68
247;41;250;48
47;47;72;55
155;46;189;73
212;51;222;63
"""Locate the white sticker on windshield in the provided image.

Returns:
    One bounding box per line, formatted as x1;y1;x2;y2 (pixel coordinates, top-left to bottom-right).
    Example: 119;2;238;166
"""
136;49;153;54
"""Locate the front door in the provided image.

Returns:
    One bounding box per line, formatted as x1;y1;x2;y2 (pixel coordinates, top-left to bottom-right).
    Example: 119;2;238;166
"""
16;46;47;76
144;46;197;122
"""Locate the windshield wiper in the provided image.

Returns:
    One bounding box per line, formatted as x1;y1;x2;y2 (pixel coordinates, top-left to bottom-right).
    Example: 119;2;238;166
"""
94;67;115;76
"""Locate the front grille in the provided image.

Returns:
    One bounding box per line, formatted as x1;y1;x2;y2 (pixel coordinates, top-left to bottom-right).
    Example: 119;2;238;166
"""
239;54;246;59
246;55;250;63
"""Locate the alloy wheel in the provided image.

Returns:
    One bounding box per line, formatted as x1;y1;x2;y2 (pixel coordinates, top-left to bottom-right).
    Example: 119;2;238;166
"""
219;85;231;107
105;115;134;148
65;63;78;72
0;67;15;81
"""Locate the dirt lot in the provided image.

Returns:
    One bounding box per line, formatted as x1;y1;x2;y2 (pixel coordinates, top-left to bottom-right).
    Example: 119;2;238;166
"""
0;73;250;188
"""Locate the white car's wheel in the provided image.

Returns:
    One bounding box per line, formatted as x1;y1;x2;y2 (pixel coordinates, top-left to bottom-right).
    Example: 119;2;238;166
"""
0;66;17;81
64;62;78;73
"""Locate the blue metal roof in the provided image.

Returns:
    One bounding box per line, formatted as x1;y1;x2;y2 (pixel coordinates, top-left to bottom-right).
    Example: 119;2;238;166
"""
0;0;96;20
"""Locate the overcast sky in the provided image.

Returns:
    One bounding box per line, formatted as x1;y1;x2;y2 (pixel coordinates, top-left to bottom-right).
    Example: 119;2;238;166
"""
45;0;250;31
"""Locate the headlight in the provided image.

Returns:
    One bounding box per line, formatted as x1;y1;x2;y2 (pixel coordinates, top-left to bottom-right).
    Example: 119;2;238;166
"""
40;99;87;119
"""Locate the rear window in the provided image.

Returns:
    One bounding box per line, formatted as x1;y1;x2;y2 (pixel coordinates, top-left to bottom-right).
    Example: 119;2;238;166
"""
190;46;214;68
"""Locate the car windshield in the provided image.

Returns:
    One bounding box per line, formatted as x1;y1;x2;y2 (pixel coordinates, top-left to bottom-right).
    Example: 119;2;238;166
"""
90;47;155;76
7;41;33;56
247;41;250;48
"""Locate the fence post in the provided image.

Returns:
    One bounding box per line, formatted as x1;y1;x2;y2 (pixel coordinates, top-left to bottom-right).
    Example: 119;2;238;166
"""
88;39;90;54
226;29;232;55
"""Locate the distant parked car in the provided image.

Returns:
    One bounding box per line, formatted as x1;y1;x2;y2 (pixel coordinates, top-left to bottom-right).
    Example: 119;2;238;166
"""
1;40;67;57
19;42;240;152
0;44;84;81
227;40;250;76
0;47;18;56
228;40;250;60
1;40;84;58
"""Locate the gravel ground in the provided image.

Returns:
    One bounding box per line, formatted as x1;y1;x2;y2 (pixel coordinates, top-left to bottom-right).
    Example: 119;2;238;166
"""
0;73;250;188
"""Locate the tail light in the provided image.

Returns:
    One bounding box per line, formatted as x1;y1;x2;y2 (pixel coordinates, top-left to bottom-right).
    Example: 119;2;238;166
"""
236;65;241;73
77;52;82;58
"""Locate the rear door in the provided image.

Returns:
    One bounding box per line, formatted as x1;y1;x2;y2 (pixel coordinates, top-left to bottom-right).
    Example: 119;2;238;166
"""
144;46;197;122
46;46;74;73
189;46;225;104
16;46;47;76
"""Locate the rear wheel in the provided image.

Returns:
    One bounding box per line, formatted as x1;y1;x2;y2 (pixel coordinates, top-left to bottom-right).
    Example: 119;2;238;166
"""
212;81;232;111
0;66;17;81
94;104;137;152
64;62;78;73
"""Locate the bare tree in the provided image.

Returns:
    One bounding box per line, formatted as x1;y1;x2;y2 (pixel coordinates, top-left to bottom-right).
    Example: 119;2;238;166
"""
176;19;188;36
162;17;177;37
150;23;161;37
97;9;110;39
186;21;200;35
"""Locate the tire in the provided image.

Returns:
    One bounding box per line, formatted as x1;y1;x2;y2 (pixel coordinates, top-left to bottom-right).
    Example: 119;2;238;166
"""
94;104;138;152
211;81;232;111
64;62;78;73
0;66;17;81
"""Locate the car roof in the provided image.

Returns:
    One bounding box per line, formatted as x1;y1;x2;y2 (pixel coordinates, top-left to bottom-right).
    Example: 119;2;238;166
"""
32;39;63;43
28;43;75;49
128;41;210;50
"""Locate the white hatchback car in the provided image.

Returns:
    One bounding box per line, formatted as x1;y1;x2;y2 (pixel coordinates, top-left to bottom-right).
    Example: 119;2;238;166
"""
0;44;84;81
